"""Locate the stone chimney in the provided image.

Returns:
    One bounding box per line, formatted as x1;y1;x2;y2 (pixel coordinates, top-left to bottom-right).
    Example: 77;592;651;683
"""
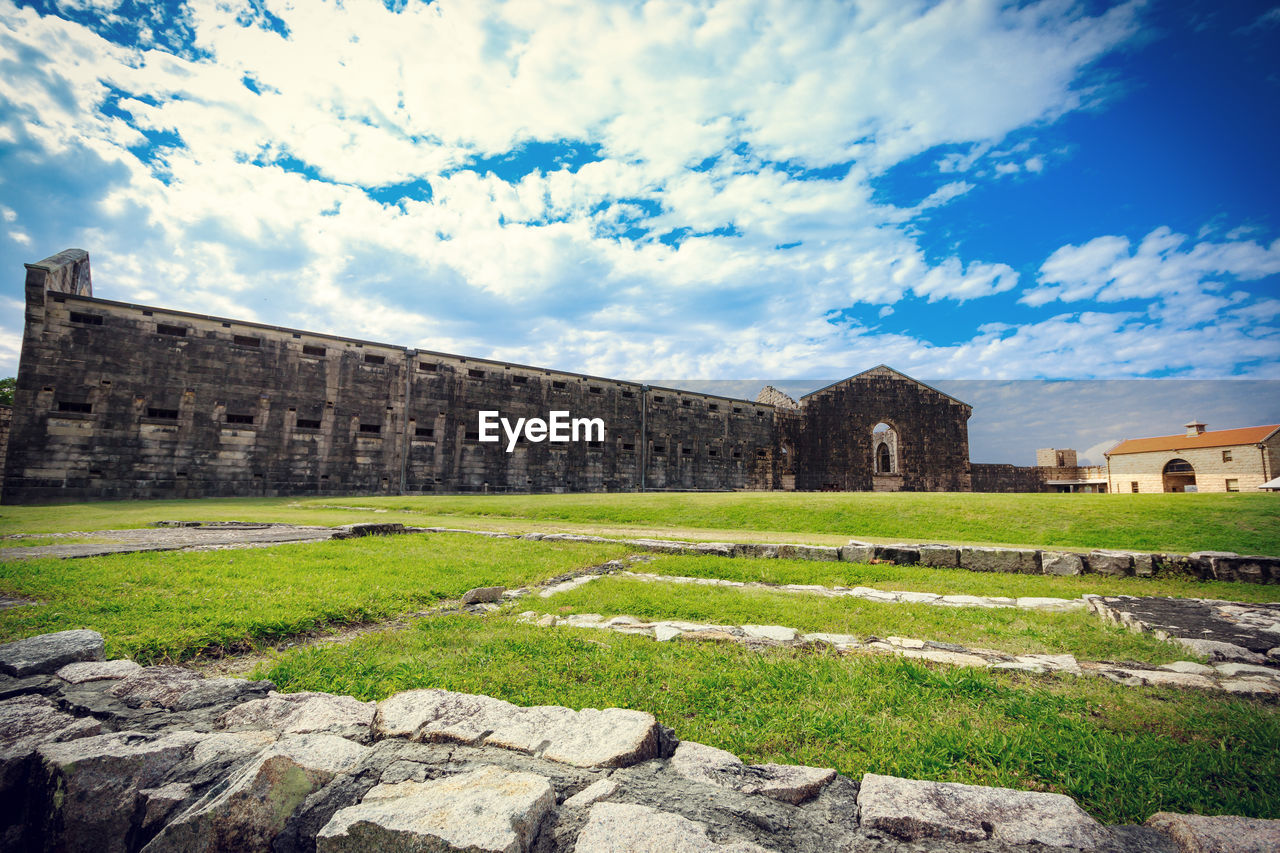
1185;420;1206;437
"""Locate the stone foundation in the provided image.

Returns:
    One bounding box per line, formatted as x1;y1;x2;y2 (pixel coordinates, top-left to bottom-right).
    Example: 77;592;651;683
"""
3;630;1279;852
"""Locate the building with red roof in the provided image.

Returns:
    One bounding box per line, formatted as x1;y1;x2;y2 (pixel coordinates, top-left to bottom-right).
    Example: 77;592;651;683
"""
1105;421;1280;494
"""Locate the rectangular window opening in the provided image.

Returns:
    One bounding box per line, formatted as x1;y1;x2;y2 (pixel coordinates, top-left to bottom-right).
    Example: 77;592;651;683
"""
512;375;528;384
552;380;567;390
57;401;92;414
708;403;719;412
468;369;486;379
1222;449;1233;462
589;386;603;394
363;354;386;365
70;312;103;325
1225;479;1240;492
233;335;261;347
418;361;438;372
621;390;635;398
226;413;255;425
296;418;322;429
359;423;382;434
156;323;186;337
622;443;635;452
303;345;326;357
146;407;179;420
1130;482;1139;493
652;444;666;454
415;427;435;438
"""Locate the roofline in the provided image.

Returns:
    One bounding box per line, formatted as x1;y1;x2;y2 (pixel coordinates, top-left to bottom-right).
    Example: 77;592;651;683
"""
1107;423;1280;455
799;364;973;409
53;292;776;410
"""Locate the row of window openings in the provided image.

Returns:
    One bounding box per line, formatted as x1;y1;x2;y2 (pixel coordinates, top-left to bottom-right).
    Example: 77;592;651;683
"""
1130;479;1241;492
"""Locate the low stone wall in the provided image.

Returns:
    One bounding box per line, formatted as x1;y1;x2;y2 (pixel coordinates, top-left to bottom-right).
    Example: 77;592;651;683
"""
970;462;1048;493
3;630;1279;852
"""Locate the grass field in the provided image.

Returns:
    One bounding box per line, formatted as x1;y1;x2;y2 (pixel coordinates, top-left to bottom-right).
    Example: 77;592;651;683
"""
1;493;1277;825
263;615;1280;825
2;491;1278;554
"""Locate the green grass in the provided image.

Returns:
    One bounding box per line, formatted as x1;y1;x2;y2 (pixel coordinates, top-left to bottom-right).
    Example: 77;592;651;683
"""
0;534;629;663
520;576;1192;663
3;491;1277;556
304;491;1280;555
262;614;1280;825
639;555;1280;603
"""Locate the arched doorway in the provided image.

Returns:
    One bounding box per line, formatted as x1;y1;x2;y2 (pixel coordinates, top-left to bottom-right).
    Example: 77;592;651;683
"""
871;422;901;490
1162;458;1197;493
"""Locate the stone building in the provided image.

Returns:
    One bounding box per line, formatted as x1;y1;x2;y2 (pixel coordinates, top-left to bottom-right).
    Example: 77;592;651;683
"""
2;249;975;504
969;449;1107;494
1106;421;1280;494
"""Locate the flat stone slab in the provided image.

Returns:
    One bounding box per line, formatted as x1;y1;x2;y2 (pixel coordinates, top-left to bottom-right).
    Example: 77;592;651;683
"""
857;772;1108;848
318;765;555;853
0;629;104;676
56;658;143;683
669;740;835;805
220;690;376;742
0;694;102;759
373;688;661;768
1094;596;1280;653
1146;811;1280;852
463;586;507;604
740;625;798;642
574;801;774;853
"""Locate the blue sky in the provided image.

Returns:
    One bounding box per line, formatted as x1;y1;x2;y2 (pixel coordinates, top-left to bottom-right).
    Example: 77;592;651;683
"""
1;0;1278;458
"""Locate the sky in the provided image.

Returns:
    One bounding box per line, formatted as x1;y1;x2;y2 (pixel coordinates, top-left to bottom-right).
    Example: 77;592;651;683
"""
2;0;1279;462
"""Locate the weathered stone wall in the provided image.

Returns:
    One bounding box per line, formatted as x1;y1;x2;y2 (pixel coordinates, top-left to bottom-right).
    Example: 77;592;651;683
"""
1107;439;1277;494
3;251;781;503
786;366;972;492
0;404;10;482
970;463;1047;493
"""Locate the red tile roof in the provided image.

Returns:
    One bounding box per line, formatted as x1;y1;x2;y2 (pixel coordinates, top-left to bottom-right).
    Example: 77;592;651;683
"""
1108;425;1280;456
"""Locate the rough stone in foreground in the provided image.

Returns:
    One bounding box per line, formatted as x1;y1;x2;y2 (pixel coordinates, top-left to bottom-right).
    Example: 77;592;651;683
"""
574;801;776;853
1177;639;1267;664
669;740;835;805
38;730;206;853
857;772;1108;848
740;625;798;643
1042;552;1085;576
110;666;274;711
1145;811;1280;852
839;542;875;563
776;544;840;562
56;658;143;683
875;545;921;566
1089;550;1134;577
318;765;555;853
0;629;104;677
917;545;959;568
0;694;103;828
220;690;375;743
145;733;367;852
372;688;662;768
959;547;1040;575
463;586;508;604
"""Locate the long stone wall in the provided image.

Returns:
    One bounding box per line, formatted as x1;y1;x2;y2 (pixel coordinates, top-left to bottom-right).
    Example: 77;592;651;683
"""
0;404;11;483
2;629;1277;852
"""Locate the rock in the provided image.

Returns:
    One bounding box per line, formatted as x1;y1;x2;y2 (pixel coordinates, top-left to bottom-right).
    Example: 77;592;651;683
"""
1213;663;1280;680
1015;654;1081;676
1089;550;1134;576
897;591;941;604
1193;554;1279;584
898;648;993;668
839;543;876;563
875;544;921;565
734;543;781;559
0;694;103;803
574;801;775;853
317;765;555;853
1160;661;1217;676
1145;811;1280;852
146;733;367;852
167;676;274;711
917;545;959;568
1041;552;1085;576
333;522;406;538
221;690;376;742
857;772;1107;847
192;730;278;764
1132;553;1156;577
654;625;683;642
937;595;999;608
776;544;840;561
536;614;558;627
1127;670;1217;690
679;629;741;644
563;777;619;808
39;730;206;853
887;637;925;649
669;740;836;805
1220;678;1280;697
139;782;193;829
373;689;662;768
56;658;143;683
1015;597;1078;610
1177;639;1267;664
740;625;798;643
802;633;859;647
959;547;1040;574
462;586;507;604
0;629;105;677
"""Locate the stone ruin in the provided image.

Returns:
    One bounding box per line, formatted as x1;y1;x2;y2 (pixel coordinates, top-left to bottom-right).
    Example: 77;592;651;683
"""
2;629;1278;852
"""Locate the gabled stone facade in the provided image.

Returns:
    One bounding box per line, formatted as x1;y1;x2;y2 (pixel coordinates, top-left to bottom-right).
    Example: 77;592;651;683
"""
2;250;974;503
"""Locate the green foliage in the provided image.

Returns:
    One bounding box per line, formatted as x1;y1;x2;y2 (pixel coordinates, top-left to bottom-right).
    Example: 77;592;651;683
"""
0;534;629;662
264;615;1280;824
0;376;13;406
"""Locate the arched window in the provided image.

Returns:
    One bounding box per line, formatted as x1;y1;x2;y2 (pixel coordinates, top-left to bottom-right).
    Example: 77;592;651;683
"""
871;422;898;474
1162;458;1196;493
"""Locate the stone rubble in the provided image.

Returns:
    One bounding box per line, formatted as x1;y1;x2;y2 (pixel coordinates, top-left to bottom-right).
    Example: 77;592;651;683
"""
1;629;1277;852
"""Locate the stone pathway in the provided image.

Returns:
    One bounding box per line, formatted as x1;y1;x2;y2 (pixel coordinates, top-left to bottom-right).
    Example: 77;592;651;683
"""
4;628;1279;852
1088;595;1280;661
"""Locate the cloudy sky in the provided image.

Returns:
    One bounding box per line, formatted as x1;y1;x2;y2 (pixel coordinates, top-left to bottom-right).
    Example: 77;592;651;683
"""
2;0;1278;460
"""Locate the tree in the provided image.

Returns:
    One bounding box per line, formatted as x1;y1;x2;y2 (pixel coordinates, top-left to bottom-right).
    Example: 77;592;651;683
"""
0;377;14;406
